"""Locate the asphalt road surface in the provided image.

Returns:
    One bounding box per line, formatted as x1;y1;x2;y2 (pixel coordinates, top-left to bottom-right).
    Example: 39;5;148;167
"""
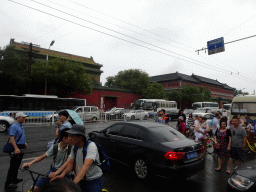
0;119;255;192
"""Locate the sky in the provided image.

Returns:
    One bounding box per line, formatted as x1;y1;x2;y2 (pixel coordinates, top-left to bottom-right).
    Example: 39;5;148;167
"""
1;0;256;94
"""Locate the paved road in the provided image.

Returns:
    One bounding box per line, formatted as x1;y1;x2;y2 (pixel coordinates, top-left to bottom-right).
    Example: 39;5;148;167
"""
0;119;255;192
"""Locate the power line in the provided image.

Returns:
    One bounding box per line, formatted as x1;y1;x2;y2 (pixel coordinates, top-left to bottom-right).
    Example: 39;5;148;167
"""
67;0;196;50
30;0;236;76
8;0;256;85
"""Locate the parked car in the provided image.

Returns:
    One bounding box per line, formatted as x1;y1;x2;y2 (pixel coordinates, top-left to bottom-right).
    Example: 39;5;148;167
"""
42;110;62;122
0;115;16;132
104;108;125;119
89;122;205;180
227;160;256;192
72;106;100;121
124;110;149;120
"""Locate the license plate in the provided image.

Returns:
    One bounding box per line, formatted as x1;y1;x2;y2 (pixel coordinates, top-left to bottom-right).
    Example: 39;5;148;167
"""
187;152;198;160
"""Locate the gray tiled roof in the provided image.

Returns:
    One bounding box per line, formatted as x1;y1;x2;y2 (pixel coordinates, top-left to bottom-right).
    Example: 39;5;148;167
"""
150;72;198;83
150;72;234;90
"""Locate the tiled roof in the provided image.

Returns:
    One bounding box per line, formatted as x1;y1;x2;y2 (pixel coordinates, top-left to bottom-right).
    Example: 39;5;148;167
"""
150;72;235;90
12;42;100;65
150;72;198;83
192;74;223;86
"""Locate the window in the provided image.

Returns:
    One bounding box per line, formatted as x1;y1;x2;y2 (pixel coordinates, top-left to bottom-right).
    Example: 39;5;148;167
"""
84;107;90;112
149;126;186;142
231;102;256;115
119;125;141;140
106;124;123;135
91;107;98;112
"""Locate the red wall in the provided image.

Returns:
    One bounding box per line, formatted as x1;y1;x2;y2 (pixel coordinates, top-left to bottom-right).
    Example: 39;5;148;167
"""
72;90;141;110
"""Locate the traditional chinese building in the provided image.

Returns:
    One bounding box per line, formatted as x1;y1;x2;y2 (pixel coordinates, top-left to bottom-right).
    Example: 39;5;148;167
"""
10;39;140;110
150;72;235;108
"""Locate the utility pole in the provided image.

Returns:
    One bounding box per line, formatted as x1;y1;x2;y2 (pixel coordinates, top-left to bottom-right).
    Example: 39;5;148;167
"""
21;42;40;75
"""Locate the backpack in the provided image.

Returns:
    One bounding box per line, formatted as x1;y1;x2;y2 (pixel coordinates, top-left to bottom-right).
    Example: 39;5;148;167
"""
73;140;110;172
51;143;72;169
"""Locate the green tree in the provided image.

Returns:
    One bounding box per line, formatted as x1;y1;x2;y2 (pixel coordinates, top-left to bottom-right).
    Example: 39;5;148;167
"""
142;82;166;99
31;59;92;96
0;45;31;95
167;85;211;107
105;69;150;94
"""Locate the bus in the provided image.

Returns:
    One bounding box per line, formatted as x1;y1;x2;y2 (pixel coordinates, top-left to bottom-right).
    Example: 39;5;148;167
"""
0;94;86;119
134;99;150;110
230;95;256;121
192;102;219;110
223;104;231;111
142;99;177;112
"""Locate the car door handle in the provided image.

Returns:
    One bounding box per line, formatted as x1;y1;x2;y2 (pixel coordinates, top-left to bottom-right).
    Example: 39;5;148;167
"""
111;140;116;143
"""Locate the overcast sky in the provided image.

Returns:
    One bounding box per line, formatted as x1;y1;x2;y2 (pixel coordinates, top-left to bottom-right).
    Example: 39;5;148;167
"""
1;0;256;94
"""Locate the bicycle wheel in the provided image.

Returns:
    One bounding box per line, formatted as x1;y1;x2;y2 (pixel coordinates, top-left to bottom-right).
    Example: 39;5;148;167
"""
206;138;215;154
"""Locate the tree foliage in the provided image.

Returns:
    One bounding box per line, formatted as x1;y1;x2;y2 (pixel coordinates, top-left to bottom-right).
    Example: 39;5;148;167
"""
105;69;150;94
141;82;166;99
0;45;31;94
167;85;211;107
31;59;92;96
0;45;92;96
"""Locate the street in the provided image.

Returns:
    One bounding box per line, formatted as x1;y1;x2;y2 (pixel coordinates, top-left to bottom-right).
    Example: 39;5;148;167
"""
0;119;255;192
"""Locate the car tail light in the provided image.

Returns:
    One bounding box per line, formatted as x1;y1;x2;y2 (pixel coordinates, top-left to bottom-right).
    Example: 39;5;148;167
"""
164;151;185;160
200;146;205;153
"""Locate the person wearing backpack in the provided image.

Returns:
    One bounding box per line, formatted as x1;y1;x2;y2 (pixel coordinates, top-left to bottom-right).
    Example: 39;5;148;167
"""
21;129;72;192
51;124;103;192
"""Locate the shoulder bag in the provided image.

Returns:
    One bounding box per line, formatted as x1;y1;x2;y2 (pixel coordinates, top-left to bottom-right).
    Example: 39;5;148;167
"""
3;130;24;153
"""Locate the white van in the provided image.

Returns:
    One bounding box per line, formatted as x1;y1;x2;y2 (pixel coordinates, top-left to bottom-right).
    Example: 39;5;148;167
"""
72;106;100;121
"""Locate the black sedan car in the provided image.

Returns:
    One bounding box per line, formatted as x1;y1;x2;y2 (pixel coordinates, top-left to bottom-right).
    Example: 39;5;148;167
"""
89;122;205;180
227;160;256;192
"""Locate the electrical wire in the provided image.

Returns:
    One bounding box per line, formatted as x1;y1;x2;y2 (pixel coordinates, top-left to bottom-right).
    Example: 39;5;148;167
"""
30;0;240;76
8;0;256;85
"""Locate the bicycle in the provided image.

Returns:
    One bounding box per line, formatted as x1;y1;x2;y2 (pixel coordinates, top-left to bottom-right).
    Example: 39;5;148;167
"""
246;140;256;153
20;167;48;192
206;137;216;154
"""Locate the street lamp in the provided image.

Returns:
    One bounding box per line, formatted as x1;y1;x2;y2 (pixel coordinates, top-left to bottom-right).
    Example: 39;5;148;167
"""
45;40;55;95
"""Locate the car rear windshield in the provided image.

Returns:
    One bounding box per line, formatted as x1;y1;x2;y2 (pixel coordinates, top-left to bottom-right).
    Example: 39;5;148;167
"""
148;126;186;142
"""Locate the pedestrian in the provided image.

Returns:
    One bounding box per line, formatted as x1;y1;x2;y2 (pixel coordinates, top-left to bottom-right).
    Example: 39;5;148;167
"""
55;110;72;143
157;109;169;125
194;116;204;141
237;114;244;127
201;117;210;155
246;120;255;152
51;124;103;192
21;129;72;191
178;116;186;135
214;120;232;174
187;114;194;138
5;112;28;188
41;177;81;192
177;109;186;128
230;115;247;167
244;114;253;125
212;113;221;135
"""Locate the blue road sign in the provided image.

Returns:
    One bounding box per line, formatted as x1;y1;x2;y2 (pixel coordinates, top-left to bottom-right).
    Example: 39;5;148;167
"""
207;37;225;55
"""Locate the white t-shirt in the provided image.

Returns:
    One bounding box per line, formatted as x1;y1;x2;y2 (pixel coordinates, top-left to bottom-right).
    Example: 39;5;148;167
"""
70;142;103;181
212;117;220;135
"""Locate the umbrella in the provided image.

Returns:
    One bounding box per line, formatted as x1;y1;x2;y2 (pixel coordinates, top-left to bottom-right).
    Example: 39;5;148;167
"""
66;109;84;125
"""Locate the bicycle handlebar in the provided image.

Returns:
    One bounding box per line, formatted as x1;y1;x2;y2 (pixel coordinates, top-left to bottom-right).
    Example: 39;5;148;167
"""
21;167;48;178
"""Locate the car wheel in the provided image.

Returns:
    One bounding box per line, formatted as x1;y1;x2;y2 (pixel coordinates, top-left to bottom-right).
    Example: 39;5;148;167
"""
131;116;135;120
0;121;9;132
134;158;149;180
144;115;148;119
92;117;97;122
